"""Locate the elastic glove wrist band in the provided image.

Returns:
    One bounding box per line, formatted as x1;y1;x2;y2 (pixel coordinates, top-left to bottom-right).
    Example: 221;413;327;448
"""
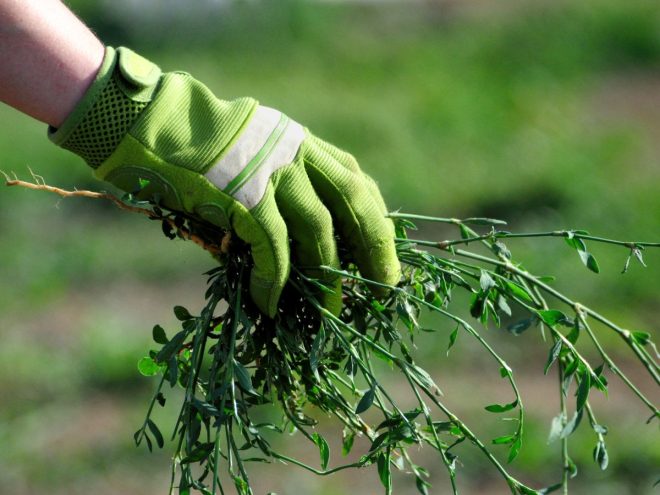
48;46;160;168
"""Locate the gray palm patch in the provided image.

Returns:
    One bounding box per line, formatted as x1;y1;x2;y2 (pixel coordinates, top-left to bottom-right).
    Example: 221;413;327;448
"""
204;105;305;209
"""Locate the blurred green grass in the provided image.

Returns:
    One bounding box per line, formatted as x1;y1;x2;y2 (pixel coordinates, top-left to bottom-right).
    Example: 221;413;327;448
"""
1;1;658;494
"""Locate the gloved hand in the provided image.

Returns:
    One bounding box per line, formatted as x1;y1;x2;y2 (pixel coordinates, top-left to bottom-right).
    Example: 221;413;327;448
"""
49;47;400;317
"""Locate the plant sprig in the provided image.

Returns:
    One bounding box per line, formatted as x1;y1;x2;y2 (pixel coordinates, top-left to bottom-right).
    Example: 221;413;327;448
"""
132;207;657;495
6;177;658;494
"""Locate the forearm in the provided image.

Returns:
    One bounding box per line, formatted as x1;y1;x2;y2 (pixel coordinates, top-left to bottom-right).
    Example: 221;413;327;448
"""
0;0;104;127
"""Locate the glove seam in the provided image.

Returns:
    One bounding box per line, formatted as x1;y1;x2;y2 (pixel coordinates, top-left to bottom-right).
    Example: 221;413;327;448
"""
303;155;368;248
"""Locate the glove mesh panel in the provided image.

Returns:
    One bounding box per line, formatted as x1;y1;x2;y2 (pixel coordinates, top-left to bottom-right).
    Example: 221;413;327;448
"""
60;76;147;168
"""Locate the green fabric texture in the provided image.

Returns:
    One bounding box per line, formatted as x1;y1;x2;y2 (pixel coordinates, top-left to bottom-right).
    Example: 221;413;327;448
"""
50;46;401;317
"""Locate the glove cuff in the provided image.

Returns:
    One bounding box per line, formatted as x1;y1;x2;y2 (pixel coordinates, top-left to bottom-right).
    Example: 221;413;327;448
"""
48;46;162;168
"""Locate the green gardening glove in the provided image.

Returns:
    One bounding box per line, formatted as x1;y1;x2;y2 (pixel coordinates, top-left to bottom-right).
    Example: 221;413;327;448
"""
49;46;401;317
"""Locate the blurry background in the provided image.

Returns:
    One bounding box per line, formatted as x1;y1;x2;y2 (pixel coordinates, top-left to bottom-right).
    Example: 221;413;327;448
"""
1;0;658;493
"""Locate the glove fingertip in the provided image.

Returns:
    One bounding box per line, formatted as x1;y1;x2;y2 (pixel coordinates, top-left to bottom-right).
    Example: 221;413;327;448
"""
356;231;402;297
371;256;402;297
249;274;283;319
322;276;343;317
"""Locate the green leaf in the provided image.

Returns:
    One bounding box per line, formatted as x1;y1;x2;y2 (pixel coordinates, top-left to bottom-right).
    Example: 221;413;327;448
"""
492;434;515;445
377;452;392;495
312;432;330;471
144;432;153;452
632;331;651;346
633;247;646;267
415;475;430;495
508;435;522;463
396;299;417;332
167;356;178;387
564;233;587;251
538;310;569;327
133;428;143;447
369;431;389;453
232;476;249;495
507;317;536;335
593;440;609;470
622;252;632;274
427;421;455;434
234;361;257;396
493;240;511;259
547;413;564;444
563;233;600;273
578;250;600;273
356;383;377;414
592;363;608;392
560;409;583;439
480;270;496;291
371;300;387;312
497;295;512;316
173;305;192;321
459;223;473;240
463;217;507;226
152;324;168;345
544;340;562;375
447;325;459;355
192;397;221;417
342;430;355;457
310;324;326;374
592;423;608;435
567;456;578;479
137;356;161;376
147;419;164;449
503;280;534;304
410;365;439;393
376;409;423;431
180;442;214;464
156;330;188;363
566;321;581;344
538;482;564;494
485;399;518;413
576;373;591;411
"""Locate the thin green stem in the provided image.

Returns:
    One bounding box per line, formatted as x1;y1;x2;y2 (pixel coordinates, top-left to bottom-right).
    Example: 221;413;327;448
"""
228;423;253;493
322;265;523;408
388;212;507;226
449;249;659;392
398;231;660;249
136;373;166;445
324;317;412;430
270;452;365;475
212;265;244;494
576;311;659;416
400;366;521;494
402;368;459;494
212;423;223;495
358;340;394;421
558;360;569;495
580;307;660;380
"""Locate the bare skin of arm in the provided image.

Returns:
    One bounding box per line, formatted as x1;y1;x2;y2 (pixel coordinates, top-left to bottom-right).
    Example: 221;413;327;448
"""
0;0;104;128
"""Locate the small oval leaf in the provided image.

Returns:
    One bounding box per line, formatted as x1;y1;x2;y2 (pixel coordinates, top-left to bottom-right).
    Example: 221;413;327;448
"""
356;383;377;414
138;356;161;376
484;399;518;413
